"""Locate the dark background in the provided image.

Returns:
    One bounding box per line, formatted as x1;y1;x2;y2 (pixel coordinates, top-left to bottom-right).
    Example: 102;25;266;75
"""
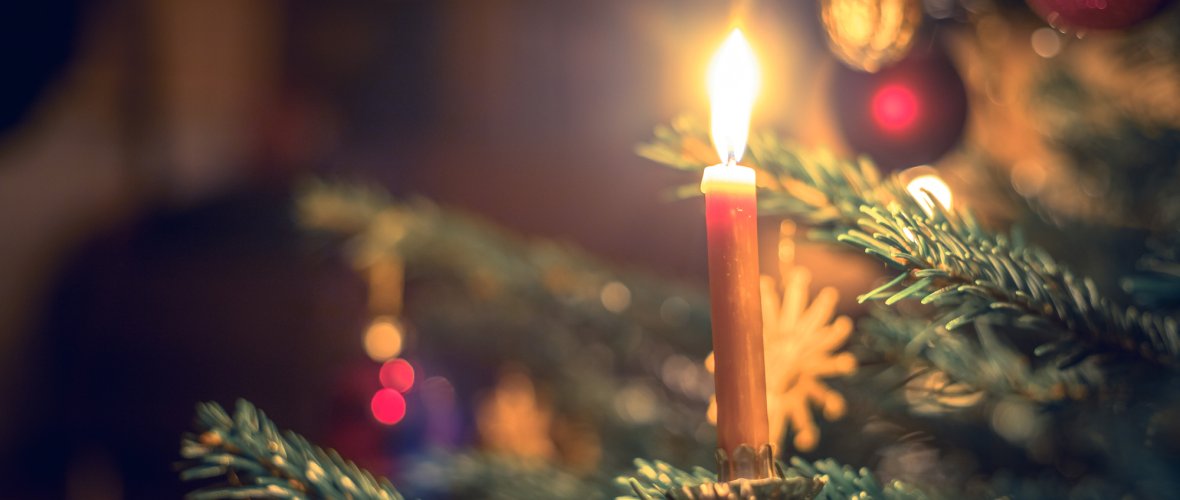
0;1;842;498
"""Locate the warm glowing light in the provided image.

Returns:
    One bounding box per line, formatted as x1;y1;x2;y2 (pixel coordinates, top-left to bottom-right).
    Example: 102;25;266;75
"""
599;281;632;313
906;174;953;215
380;358;416;393
707;29;760;164
1030;27;1062;58
371;388;407;425
904;368;983;416
477;370;557;459
363;316;404;361
871;84;919;133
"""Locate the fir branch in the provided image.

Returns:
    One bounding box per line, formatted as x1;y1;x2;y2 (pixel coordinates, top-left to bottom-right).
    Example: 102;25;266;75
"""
844;203;1180;367
1123;235;1180;311
296;180;720;475
640;118;1180;368
615;458;716;499
615;457;926;500
638;116;888;229
179;399;403;500
860;308;1101;404
787;457;927;500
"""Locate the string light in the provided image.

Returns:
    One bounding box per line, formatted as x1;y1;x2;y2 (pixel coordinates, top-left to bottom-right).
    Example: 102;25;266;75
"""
371;388;407;425
1030;28;1062;58
600;281;632;313
905;173;953;216
379;358;416;393
363;316;405;361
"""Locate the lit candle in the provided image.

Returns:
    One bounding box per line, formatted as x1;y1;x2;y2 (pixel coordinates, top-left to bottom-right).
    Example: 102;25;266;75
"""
702;28;771;480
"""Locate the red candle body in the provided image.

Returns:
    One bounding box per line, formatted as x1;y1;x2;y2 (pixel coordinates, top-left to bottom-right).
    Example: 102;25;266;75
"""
702;165;770;478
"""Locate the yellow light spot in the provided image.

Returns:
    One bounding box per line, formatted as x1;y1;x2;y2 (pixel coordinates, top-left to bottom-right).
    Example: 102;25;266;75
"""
906;174;953;216
363;316;404;361
600;281;632;313
821;0;923;72
477;369;557;460
904;368;984;415
1031;28;1062;59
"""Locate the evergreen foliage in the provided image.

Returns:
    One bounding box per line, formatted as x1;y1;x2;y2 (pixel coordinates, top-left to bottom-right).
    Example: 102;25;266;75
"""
860;309;1099;404
179;400;403;500
639;117;1180;374
615;456;927;500
297;181;719;475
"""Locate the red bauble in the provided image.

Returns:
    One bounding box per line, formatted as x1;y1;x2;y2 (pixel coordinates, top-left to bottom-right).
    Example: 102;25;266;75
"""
1027;0;1169;31
831;42;967;172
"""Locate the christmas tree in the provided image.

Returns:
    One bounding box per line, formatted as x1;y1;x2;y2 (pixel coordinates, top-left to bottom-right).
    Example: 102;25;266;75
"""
2;0;1179;499
177;1;1180;494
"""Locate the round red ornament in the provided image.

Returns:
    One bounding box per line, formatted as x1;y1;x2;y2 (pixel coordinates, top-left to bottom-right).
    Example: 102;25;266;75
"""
1027;0;1170;31
831;42;968;172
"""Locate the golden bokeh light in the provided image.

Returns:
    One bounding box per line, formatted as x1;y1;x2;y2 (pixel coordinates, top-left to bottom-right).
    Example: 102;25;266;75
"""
363;316;405;361
905;174;953;216
600;281;632;313
1030;27;1062;59
821;0;922;72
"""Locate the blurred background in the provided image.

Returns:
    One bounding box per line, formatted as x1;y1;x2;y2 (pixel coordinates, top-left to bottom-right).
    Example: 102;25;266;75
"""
0;2;782;497
1;0;1178;498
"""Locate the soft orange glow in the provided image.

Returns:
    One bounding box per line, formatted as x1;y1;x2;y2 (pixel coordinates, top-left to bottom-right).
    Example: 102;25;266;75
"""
363;316;405;361
707;29;760;165
477;370;557;460
820;0;922;73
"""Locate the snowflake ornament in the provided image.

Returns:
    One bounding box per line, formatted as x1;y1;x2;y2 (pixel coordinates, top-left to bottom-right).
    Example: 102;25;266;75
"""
707;222;858;453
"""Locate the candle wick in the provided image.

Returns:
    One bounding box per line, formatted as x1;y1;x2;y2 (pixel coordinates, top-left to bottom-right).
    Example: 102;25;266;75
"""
725;150;738;167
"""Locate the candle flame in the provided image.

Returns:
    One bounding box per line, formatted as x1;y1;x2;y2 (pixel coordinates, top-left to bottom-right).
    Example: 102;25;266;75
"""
708;29;760;165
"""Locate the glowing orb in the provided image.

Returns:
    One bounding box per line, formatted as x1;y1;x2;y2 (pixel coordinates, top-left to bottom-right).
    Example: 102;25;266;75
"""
871;84;919;133
379;358;416;393
371;388;407;425
905;173;953;216
363;317;404;361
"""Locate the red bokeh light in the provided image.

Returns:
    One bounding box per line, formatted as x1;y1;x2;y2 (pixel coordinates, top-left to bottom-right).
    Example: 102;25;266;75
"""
871;84;919;133
370;389;407;425
379;358;415;393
